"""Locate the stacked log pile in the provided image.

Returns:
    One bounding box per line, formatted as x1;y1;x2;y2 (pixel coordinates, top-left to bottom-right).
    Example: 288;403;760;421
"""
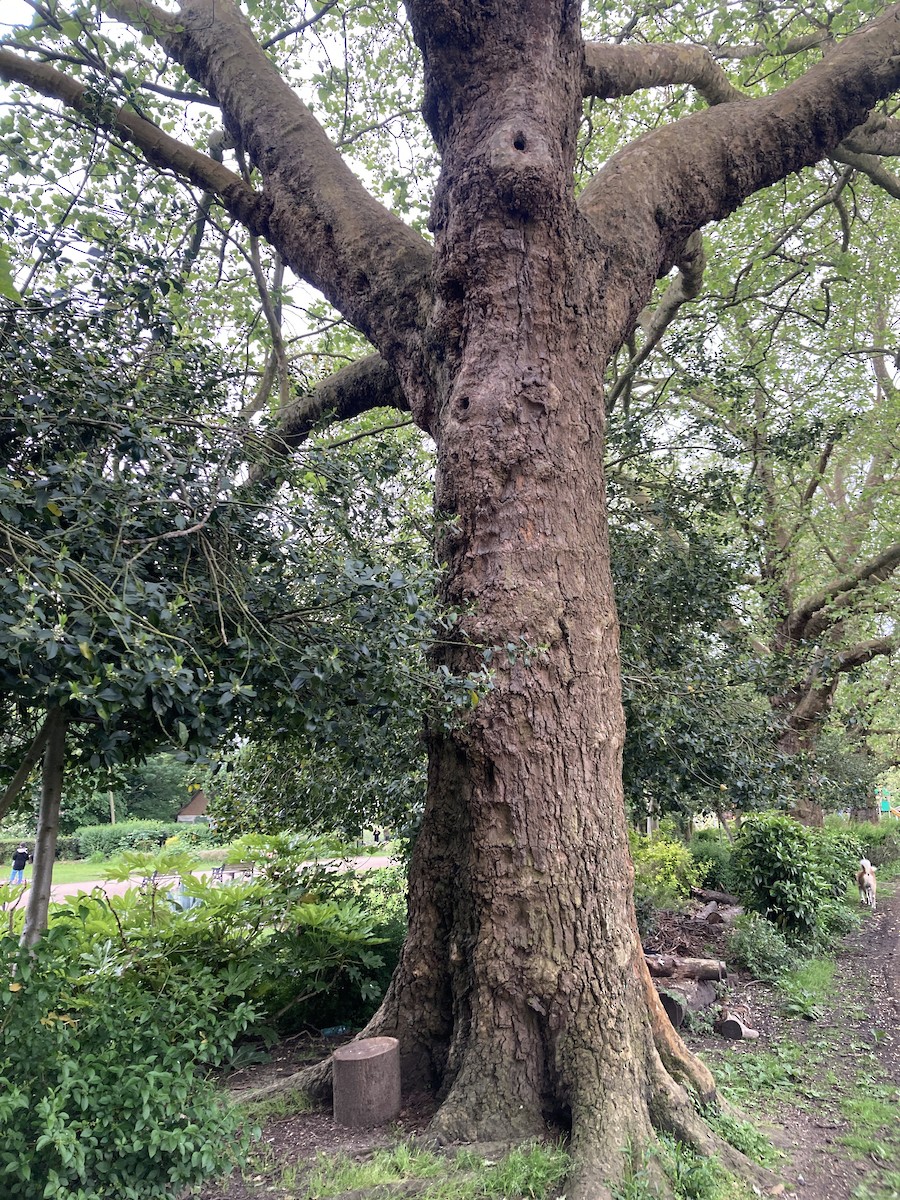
643;892;758;1038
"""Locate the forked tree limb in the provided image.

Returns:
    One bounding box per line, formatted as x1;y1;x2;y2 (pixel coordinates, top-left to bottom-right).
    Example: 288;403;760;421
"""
605;231;705;412
832;146;900;198
580;2;900;333
783;542;900;642
122;0;433;364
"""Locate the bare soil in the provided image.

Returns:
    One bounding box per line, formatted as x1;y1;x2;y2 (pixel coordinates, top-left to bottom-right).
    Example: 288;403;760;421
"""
197;886;900;1200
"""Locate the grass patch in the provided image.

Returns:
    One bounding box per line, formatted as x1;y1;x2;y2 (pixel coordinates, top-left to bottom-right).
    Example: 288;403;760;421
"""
701;1107;780;1168
851;1170;900;1200
50;859;115;885
613;1137;756;1200
776;958;835;1021
700;1041;807;1108
49;853;232;886
294;1141;569;1200
839;1078;900;1165
299;1144;446;1197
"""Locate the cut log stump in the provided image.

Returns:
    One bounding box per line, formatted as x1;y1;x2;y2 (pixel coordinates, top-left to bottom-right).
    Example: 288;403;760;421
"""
714;1014;760;1040
332;1037;401;1128
656;979;718;1028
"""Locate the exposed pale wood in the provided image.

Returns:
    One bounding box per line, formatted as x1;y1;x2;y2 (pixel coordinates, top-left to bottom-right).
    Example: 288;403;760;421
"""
645;955;727;981
714;1014;760;1040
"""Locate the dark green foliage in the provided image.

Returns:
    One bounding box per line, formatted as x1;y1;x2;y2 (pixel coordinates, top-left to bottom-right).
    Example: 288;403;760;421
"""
731;813;866;947
119;754;195;821
687;830;735;893
810;826;864;898
0;834;97;861
0;846;406;1197
633;892;658;940
727;912;794;981
97;837;407;1034
0;301;444;824
731;814;825;942
0;919;256;1199
610;494;784;826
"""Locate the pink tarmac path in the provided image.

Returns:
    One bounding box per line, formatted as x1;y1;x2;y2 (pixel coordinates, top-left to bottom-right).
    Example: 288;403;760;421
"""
39;855;395;903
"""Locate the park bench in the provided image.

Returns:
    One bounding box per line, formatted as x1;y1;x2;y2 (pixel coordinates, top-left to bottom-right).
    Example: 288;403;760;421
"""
139;871;204;911
140;871;181;891
210;861;255;884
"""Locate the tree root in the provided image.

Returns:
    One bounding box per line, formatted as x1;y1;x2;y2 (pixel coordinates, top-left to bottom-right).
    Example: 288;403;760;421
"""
648;1058;780;1191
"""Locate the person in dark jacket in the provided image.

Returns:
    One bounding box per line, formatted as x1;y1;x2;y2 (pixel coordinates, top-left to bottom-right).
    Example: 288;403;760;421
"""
9;844;29;885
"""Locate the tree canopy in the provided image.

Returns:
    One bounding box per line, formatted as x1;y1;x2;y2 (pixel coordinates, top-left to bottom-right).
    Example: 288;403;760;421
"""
3;1;900;1194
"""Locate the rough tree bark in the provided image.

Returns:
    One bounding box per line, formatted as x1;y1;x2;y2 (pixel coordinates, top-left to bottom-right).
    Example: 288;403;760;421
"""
5;0;900;1194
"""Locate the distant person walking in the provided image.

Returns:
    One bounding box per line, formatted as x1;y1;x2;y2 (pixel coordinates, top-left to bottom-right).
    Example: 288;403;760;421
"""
9;844;29;885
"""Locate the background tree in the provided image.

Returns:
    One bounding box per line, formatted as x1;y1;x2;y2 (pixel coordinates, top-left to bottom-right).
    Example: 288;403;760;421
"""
4;2;900;1194
0;298;437;939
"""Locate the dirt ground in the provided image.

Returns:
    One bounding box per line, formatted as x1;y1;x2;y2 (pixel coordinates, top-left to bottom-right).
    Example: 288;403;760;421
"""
198;885;899;1200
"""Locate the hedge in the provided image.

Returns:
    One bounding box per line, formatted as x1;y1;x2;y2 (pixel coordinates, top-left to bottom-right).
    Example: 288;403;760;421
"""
0;836;80;864
73;820;218;859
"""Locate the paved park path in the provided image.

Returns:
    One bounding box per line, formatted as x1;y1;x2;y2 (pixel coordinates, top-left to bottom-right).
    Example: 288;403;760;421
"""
45;855;395;903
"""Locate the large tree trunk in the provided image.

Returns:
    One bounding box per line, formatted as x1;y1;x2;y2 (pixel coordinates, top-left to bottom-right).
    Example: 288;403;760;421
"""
21;707;66;948
303;7;770;1195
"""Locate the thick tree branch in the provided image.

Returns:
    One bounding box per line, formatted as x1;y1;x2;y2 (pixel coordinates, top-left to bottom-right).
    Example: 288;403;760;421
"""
0;717;51;822
138;0;432;373
0;47;268;235
578;3;900;344
249;354;409;483
582;43;744;104
785;543;900;642
834;636;897;672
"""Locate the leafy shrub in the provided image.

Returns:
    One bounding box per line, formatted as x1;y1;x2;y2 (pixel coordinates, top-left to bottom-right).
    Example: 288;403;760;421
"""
74;819;217;858
687;831;735;893
730;813;826;943
633;892;658;940
92;841;405;1034
814;896;861;947
0;917;256;1199
727;912;793;981
631;834;707;909
0;835;87;860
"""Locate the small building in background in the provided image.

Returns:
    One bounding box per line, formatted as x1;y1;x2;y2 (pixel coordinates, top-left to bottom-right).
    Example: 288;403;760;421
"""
176;790;209;823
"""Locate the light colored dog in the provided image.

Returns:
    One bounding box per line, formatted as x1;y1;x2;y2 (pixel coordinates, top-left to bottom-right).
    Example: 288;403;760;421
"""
856;858;877;911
